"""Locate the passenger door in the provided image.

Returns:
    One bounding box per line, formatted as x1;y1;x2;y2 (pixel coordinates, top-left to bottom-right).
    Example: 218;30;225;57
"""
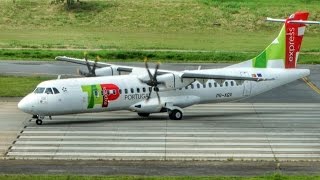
240;72;252;96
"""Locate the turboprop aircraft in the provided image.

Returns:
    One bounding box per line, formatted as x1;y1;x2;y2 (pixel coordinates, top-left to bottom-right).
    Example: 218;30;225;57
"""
18;12;320;125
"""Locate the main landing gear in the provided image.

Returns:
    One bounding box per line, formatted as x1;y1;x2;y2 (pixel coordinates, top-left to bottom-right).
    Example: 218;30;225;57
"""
136;108;183;120
168;109;183;120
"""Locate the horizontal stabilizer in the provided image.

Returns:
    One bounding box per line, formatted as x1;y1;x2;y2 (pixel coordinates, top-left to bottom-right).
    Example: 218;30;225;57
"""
267;17;320;25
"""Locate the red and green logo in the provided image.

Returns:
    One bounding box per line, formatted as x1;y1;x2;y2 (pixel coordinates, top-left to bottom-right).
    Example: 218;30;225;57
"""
81;84;120;109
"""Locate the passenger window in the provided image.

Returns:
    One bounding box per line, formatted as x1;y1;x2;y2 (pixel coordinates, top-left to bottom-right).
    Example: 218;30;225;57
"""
34;87;45;94
225;82;228;87
131;88;134;93
45;88;53;94
149;87;152;92
142;87;146;93
119;89;122;94
214;83;217;87
203;84;206;88
185;86;188;90
231;81;234;86
137;88;140;93
112;90;116;94
209;83;212;88
191;84;194;89
125;89;128;94
52;88;60;94
197;84;200;89
94;90;99;97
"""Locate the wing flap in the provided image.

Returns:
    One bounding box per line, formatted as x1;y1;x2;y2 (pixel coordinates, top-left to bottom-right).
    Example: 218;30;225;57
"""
181;72;274;81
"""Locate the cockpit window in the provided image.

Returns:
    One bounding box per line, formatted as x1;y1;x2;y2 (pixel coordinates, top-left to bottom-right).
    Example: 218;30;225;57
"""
34;87;45;94
45;88;53;94
52;88;60;94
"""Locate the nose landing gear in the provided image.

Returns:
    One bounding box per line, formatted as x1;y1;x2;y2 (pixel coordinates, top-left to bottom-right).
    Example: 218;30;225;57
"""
32;115;46;125
36;119;43;125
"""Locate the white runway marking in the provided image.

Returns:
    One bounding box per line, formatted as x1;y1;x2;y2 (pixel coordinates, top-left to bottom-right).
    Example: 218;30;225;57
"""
5;103;320;161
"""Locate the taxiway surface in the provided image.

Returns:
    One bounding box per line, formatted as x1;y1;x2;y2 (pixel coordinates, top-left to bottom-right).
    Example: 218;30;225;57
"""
0;61;319;175
1;102;319;161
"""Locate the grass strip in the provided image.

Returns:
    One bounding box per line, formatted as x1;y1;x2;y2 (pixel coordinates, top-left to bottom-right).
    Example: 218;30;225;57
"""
0;75;53;97
0;49;319;64
0;174;319;180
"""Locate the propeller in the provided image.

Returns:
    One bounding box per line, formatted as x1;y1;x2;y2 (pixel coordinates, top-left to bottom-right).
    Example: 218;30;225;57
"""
139;57;162;103
77;52;99;77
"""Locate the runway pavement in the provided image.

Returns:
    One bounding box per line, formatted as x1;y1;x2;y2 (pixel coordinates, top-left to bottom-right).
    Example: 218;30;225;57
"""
2;102;319;161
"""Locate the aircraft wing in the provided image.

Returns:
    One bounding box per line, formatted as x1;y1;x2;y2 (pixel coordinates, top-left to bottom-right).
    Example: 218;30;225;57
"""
56;56;107;68
55;56;170;75
180;72;274;81
55;56;133;73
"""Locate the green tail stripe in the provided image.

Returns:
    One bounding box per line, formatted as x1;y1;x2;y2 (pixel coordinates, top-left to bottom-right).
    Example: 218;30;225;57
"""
252;25;286;68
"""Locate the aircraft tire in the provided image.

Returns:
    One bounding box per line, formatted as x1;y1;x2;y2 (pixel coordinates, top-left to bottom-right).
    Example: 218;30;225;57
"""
169;109;183;120
138;113;150;117
36;119;43;125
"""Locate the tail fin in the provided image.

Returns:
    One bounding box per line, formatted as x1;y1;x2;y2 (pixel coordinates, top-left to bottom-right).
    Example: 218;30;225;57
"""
230;12;310;69
253;11;309;68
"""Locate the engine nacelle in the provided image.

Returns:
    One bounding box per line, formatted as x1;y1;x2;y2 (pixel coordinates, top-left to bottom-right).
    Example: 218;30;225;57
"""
157;73;194;90
129;101;164;113
95;67;117;76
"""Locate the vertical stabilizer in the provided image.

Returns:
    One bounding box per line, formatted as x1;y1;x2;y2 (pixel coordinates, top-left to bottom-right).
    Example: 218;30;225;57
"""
252;12;309;68
228;12;311;69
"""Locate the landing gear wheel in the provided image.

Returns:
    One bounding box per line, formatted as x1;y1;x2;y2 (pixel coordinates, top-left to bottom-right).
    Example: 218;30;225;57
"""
138;113;150;117
169;109;183;120
36;119;43;125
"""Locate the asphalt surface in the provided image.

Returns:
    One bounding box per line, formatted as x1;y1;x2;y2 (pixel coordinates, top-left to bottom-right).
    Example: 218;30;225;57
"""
1;160;320;176
4;103;320;161
0;102;320;175
0;61;320;175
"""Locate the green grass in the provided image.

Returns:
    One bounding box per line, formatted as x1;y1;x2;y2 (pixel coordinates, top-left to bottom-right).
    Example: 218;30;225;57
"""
0;76;53;97
0;174;319;180
0;49;319;64
0;0;320;62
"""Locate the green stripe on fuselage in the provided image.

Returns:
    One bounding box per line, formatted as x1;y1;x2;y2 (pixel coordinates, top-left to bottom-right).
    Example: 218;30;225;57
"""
81;85;103;109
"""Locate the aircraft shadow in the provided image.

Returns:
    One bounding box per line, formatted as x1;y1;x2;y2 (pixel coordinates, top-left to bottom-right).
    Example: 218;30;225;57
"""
36;111;281;126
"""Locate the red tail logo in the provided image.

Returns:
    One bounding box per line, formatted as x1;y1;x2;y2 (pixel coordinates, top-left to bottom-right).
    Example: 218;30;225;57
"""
285;12;309;68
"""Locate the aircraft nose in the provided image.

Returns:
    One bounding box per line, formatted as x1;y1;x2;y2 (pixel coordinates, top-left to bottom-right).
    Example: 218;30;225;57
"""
18;95;33;114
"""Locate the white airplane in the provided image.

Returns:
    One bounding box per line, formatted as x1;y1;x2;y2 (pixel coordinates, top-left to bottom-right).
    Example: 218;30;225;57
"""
18;11;320;125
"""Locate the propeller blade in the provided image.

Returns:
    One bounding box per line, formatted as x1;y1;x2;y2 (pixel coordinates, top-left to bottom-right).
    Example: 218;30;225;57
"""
91;56;99;76
141;58;161;104
153;62;160;82
155;91;161;104
144;57;153;81
138;78;149;84
146;88;152;102
84;52;92;73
